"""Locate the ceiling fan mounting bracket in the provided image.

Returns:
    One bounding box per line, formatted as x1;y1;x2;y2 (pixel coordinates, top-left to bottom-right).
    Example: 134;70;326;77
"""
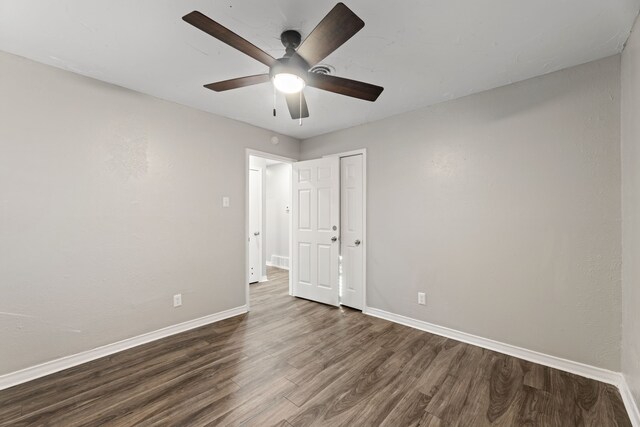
280;30;302;50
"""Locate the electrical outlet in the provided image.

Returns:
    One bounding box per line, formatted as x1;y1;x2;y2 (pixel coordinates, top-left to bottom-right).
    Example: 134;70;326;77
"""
173;294;182;307
418;292;426;305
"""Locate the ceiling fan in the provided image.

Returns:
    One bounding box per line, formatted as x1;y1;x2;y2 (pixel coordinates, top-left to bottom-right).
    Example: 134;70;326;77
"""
182;3;384;121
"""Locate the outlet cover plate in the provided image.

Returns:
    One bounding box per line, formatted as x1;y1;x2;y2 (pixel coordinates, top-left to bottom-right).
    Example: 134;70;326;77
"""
418;292;426;305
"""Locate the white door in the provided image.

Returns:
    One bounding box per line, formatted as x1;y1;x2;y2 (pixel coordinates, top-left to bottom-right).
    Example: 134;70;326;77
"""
340;155;364;310
249;168;262;283
292;157;340;306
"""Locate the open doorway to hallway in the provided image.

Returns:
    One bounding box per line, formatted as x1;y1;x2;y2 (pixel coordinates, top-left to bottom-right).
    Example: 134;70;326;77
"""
248;154;292;286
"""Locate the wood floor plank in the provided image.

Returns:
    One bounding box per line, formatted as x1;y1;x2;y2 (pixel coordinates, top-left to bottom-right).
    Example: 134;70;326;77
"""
0;334;213;416
379;389;433;427
0;266;630;426
605;385;634;427
98;380;240;427
240;397;299;427
67;354;247;426
416;339;466;397
284;346;375;407
287;347;397;426
485;355;526;424
13;348;248;426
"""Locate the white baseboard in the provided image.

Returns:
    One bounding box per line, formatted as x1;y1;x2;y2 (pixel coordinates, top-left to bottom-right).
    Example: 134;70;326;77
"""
364;307;621;386
265;262;289;271
620;376;640;427
0;305;248;391
267;255;289;270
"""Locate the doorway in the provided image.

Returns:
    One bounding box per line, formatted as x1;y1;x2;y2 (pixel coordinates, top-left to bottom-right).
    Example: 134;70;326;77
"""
245;149;366;312
246;150;294;309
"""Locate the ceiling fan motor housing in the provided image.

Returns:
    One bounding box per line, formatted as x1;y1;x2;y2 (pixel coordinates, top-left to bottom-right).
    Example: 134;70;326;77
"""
269;56;309;82
269;30;310;83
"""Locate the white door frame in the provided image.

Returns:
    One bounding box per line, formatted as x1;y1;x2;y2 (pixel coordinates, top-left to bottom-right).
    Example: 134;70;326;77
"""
323;149;367;312
245;149;295;311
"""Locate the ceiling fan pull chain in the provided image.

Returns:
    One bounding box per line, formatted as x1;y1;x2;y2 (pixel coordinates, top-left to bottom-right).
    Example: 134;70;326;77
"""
299;91;302;126
273;86;277;117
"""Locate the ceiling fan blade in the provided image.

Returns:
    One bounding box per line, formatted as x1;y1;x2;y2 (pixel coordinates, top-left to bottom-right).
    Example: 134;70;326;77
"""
285;92;310;120
296;3;365;66
204;74;270;92
183;11;276;67
307;73;383;102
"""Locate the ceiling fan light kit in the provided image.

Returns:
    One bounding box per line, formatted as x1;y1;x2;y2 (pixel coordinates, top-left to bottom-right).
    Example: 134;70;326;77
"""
182;3;384;121
270;56;308;94
272;73;305;94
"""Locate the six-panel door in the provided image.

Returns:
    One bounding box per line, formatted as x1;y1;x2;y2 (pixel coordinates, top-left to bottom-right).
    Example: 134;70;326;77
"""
292;157;340;306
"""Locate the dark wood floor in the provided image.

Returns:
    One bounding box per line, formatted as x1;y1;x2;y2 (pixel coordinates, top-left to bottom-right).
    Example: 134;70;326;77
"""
0;267;631;426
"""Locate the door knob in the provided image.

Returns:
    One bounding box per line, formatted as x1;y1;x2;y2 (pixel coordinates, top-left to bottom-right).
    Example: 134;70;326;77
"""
331;236;338;242
355;239;361;246
254;231;260;236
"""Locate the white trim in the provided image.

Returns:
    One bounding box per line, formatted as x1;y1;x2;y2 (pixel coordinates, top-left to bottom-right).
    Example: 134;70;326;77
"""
245;149;296;308
0;305;247;391
259;275;269;283
266;255;290;270
323;149;368;159
246;149;296;164
364;307;622;386
620;376;640;427
266;262;290;271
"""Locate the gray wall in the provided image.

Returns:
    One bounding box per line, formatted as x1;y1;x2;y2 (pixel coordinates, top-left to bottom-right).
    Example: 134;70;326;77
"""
622;16;640;410
0;51;299;375
301;56;622;370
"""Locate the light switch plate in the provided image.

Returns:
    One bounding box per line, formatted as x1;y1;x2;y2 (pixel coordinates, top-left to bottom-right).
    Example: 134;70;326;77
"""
222;196;230;208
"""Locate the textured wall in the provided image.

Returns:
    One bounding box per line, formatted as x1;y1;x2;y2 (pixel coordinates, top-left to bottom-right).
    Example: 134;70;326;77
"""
0;51;299;375
622;15;640;410
301;56;622;370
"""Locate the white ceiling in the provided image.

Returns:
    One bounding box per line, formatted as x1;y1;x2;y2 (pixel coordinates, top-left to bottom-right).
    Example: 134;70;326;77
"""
1;1;639;139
